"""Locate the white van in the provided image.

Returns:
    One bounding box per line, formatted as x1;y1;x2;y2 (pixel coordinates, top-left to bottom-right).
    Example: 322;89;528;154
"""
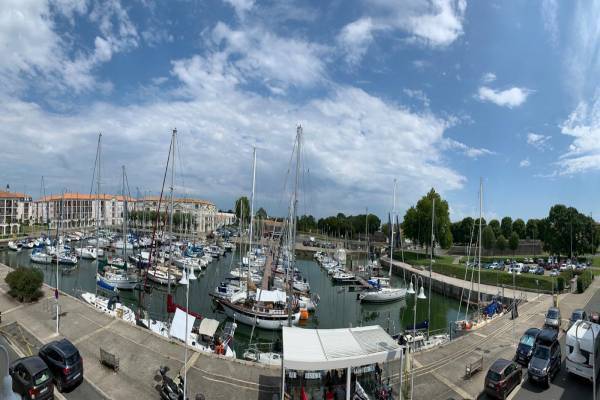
566;320;600;381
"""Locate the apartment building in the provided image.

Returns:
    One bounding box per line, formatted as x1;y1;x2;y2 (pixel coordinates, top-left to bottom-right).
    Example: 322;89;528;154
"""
0;190;32;236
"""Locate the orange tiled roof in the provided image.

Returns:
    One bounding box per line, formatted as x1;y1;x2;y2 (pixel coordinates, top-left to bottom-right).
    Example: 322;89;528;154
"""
0;191;30;199
143;196;213;206
37;193;136;202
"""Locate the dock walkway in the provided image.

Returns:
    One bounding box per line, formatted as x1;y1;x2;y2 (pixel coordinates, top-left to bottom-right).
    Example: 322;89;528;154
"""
381;256;540;301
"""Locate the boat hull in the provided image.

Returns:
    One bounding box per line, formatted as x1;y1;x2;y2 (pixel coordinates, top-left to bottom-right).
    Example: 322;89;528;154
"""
360;288;407;303
219;300;300;330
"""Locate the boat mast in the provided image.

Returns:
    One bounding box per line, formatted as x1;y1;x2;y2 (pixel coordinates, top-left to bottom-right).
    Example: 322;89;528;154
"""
248;147;257;301
95;133;101;296
168;129;176;295
389;179;396;278
427;198;435;338
122;166;127;261
477;178;483;320
365;207;368;268
288;125;302;327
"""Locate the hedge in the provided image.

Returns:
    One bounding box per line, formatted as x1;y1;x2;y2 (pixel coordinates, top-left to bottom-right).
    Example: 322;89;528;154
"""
426;263;560;293
577;270;594;293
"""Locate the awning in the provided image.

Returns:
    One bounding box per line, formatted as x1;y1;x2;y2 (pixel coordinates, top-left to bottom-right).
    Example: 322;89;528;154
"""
198;318;220;337
169;308;196;342
256;289;287;303
282;325;402;370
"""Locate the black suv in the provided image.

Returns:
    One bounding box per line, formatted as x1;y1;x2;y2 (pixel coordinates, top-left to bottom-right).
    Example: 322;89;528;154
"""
515;327;540;365
527;328;561;387
9;356;54;400
38;339;84;392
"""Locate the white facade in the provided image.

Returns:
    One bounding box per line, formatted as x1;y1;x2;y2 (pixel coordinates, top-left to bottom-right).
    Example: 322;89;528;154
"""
139;197;234;234
0;191;32;236
34;194;134;229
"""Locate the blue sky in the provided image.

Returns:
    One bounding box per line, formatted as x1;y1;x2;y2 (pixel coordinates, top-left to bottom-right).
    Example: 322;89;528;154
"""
1;0;599;222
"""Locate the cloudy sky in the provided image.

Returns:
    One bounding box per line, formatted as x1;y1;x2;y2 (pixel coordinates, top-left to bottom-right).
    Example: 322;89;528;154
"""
1;0;599;221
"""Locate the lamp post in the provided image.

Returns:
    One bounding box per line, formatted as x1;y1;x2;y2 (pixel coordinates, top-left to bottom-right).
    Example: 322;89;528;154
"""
179;265;196;400
407;274;426;400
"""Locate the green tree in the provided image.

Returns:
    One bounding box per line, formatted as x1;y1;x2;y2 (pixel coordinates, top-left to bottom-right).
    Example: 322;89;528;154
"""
540;205;595;256
297;215;317;232
501;217;513;238
512;218;526;239
526;219;539;239
256;207;268;219
488;219;501;237
496;235;507;251
235;196;250;224
509;232;520;254
401;188;452;252
5;267;44;302
482;226;496;251
460;217;475;244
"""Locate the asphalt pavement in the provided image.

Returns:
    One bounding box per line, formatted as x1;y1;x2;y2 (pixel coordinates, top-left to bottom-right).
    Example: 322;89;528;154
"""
511;288;600;400
0;334;105;400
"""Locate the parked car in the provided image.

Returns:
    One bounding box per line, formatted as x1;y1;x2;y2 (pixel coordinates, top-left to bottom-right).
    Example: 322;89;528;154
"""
568;309;588;330
522;265;530;274
534;266;545;275
484;358;523;399
9;356;54;400
544;307;561;330
549;269;559;277
589;312;600;324
38;338;84;392
515;327;540;365
528;328;561;387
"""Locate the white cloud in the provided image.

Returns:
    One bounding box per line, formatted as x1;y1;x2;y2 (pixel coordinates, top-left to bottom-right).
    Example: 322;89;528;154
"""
557;93;600;175
223;0;255;18
442;138;494;159
519;159;530;167
541;0;558;46
403;88;430;108
337;17;375;65
481;72;496;84
337;0;467;64
477;86;532;108
0;0;138;94
211;22;328;92
0;49;478;215
526;132;552;151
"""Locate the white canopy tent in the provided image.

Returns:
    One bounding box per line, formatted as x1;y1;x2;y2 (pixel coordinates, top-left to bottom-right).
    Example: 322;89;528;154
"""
282;326;403;400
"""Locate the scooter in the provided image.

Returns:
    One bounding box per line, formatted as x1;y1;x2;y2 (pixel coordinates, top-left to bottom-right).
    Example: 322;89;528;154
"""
158;366;185;400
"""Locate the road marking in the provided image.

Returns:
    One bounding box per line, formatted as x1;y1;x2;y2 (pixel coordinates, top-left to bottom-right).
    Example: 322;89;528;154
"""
72;319;118;344
3;304;26;314
473;331;488;338
432;371;474;400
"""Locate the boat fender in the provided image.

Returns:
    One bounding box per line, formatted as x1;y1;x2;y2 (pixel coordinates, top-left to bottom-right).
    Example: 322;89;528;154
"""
300;309;309;320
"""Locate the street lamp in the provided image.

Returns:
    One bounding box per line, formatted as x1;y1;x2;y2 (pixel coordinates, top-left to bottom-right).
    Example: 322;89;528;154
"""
179;265;196;400
408;274;426;400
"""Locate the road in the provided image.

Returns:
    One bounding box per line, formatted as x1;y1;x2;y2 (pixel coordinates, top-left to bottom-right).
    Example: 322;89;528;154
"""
510;289;600;400
0;334;105;400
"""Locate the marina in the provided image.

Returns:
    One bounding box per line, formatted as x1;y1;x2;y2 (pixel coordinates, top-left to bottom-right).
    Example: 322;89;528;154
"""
0;244;462;357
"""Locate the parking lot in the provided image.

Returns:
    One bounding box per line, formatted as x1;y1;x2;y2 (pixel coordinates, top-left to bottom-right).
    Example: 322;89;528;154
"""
473;283;600;400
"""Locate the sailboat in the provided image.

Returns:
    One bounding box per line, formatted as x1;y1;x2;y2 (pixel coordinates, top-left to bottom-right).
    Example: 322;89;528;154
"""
359;180;406;303
98;166;140;290
216;134;301;330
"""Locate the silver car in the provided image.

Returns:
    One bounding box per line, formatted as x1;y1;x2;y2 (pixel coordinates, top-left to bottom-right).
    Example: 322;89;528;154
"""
544;307;561;329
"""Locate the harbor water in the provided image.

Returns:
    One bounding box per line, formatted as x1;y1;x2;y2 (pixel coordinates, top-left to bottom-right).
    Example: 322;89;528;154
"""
0;247;461;356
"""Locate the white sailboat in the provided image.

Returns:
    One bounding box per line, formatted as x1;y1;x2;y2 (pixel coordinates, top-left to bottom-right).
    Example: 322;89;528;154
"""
360;180;406;303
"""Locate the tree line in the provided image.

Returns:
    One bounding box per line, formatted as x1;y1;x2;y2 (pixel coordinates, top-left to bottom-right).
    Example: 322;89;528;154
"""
233;192;599;257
